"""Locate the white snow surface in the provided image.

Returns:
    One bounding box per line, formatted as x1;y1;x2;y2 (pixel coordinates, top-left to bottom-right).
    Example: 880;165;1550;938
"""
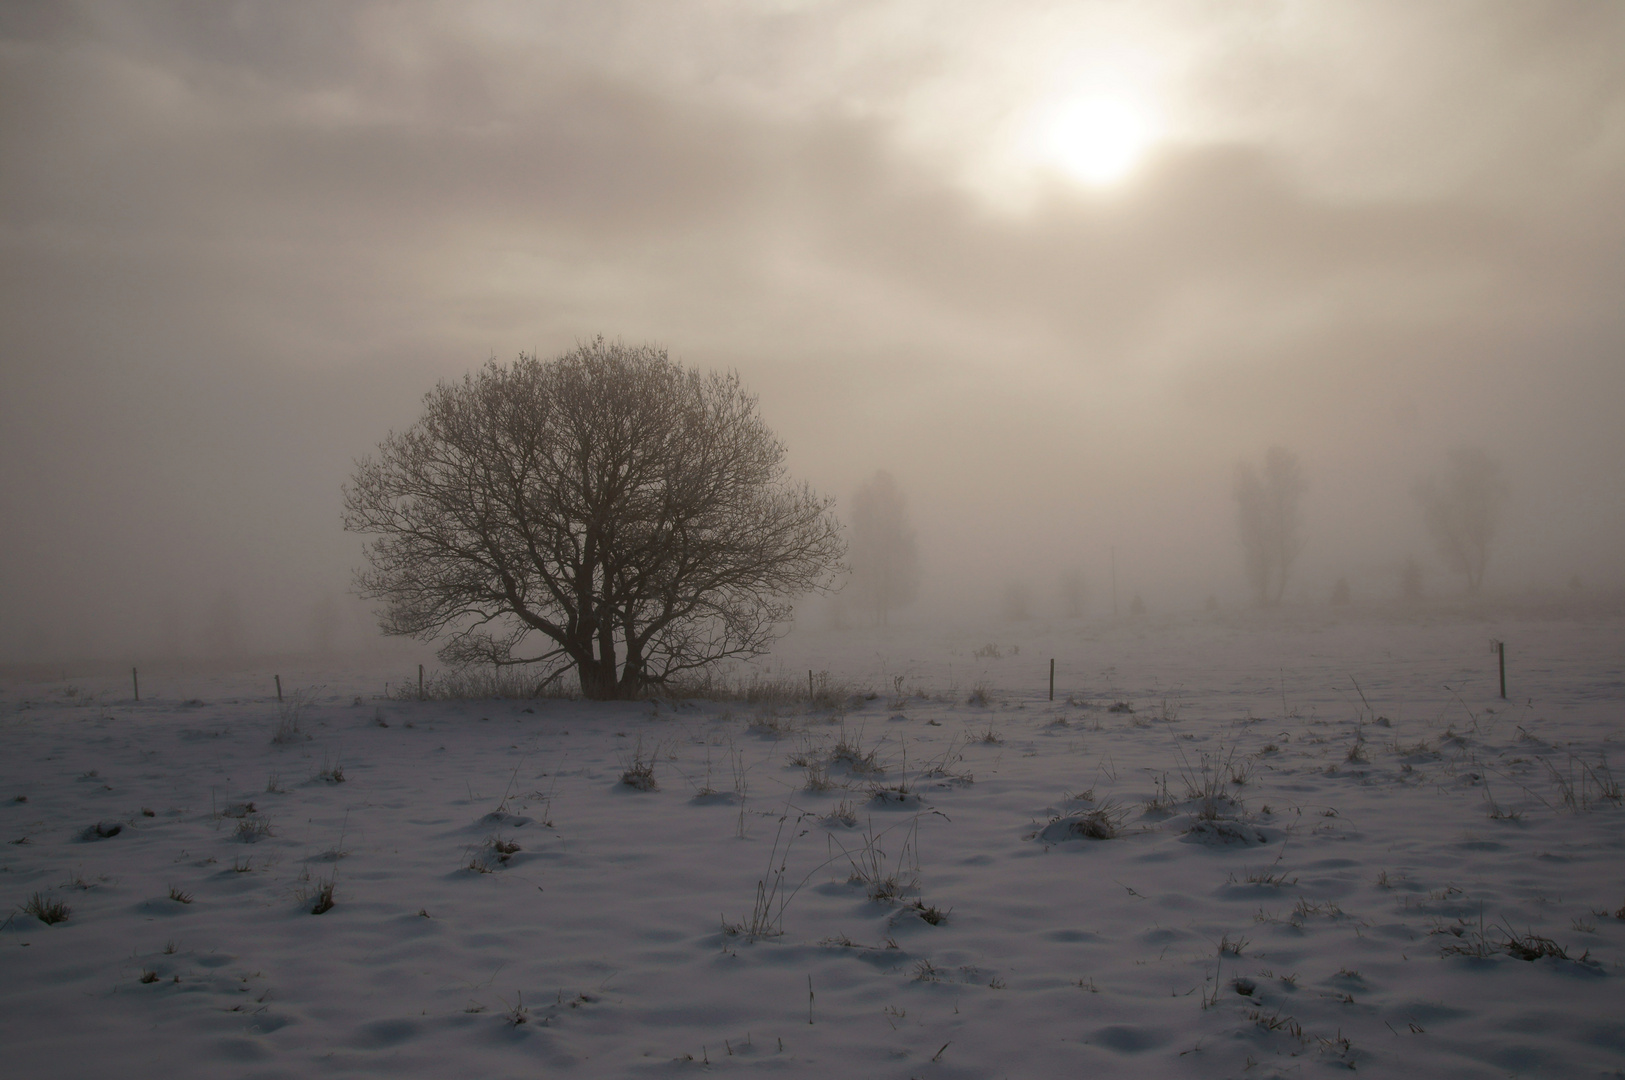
4;610;1624;1078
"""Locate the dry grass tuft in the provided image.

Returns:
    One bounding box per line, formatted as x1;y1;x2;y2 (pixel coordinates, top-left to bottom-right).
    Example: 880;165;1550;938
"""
747;712;798;737
910;900;948;925
271;688;314;744
1501;929;1571;961
398;666;573;701
803;762;837;792
620;738;660;791
234;818;273;843
822;799;859;827
834;817;921;904
1041;802;1127;841
23;892;70;925
1142;773;1175;815
830;727;883;774
912;959;946;982
1543;752;1621;812
664;673;805;706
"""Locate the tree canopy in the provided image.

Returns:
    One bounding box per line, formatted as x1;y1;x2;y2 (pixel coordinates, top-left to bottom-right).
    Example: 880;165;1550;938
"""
343;340;844;698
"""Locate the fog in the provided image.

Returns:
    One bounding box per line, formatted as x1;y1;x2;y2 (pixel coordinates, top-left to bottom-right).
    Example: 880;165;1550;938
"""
4;1;1624;663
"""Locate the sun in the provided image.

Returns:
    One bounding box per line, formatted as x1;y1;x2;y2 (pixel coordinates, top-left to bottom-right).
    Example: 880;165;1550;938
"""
1040;95;1157;187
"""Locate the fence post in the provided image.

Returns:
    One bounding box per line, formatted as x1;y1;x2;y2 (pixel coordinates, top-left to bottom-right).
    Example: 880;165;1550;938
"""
275;674;283;703
132;667;139;702
1498;641;1506;700
1049;658;1055;702
419;664;425;701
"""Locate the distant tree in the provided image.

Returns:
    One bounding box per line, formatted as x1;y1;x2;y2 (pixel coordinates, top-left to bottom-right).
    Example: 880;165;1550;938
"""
847;470;919;625
1329;576;1351;606
310;592;341;653
1400;557;1424;602
205;589;246;656
343;340;844;699
1233;446;1307;607
1002;580;1033;622
1414;447;1509;595
1058;569;1087;618
157;604;184;659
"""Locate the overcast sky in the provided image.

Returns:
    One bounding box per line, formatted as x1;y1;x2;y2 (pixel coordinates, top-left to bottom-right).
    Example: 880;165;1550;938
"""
3;1;1623;661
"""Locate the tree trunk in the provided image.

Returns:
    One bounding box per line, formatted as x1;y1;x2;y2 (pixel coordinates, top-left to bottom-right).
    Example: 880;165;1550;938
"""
618;638;646;698
576;656;619;700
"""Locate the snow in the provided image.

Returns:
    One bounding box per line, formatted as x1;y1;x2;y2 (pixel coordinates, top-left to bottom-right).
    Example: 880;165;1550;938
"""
4;609;1624;1078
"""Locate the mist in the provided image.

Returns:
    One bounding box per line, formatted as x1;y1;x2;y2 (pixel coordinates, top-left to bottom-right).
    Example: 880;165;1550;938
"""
4;1;1624;664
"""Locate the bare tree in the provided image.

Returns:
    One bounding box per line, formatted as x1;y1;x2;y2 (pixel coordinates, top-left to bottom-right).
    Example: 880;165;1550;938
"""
1329;576;1351;606
1058;569;1087;618
846;470;919;625
1400;557;1424;602
1233;446;1306;607
205;589;246;656
1414;447;1509;595
342;340;845;699
1002;580;1033;622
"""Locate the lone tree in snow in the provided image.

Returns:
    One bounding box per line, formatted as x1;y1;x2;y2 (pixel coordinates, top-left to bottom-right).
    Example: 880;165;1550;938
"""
342;340;845;699
1414;447;1509;595
846;470;919;625
1233;446;1306;607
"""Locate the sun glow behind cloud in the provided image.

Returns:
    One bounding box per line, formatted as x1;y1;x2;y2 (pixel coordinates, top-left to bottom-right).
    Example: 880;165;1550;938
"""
882;34;1178;209
1036;94;1158;186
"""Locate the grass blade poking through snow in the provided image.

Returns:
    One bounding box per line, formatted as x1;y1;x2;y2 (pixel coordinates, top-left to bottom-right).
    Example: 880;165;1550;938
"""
723;807;831;941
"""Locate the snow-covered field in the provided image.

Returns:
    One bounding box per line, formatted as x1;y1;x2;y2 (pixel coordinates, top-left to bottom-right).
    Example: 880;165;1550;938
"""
4;609;1624;1078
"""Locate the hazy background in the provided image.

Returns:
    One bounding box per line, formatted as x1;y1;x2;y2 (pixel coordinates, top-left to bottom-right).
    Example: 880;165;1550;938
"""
3;1;1623;663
